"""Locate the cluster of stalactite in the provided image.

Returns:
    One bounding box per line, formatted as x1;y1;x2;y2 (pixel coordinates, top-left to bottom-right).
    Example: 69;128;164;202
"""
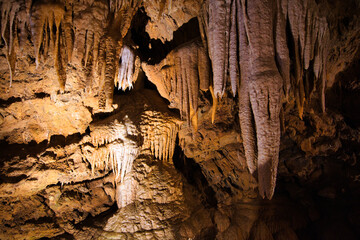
0;0;141;109
115;45;140;91
85;116;139;182
84;108;180;180
142;39;211;130
30;0;68;91
1;0;331;199
198;0;329;199
83;139;139;182
140;110;180;162
89;116;138;148
1;0;29;87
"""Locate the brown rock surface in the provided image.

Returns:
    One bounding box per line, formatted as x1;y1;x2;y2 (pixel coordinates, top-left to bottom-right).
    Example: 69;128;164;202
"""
0;0;360;239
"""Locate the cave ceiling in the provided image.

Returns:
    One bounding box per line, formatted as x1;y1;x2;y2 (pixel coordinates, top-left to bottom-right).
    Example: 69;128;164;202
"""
0;0;360;239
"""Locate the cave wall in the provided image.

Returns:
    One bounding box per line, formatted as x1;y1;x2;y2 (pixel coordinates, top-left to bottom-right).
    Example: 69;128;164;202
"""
0;0;360;239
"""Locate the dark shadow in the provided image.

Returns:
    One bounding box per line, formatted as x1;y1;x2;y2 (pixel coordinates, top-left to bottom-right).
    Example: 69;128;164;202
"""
326;57;360;128
172;138;218;208
129;8;201;65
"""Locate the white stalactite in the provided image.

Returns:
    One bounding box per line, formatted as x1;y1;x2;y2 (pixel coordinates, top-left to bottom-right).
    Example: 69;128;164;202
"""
85;139;139;182
115;45;140;91
86;116;139;182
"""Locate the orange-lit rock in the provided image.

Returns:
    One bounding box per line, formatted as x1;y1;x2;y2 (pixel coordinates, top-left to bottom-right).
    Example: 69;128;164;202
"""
0;0;360;239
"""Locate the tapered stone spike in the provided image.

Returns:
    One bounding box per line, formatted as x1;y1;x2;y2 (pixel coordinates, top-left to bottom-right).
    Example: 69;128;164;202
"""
142;39;211;129
116;46;138;91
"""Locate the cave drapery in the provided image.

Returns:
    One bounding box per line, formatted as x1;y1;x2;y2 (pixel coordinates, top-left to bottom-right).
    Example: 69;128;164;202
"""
1;0;360;239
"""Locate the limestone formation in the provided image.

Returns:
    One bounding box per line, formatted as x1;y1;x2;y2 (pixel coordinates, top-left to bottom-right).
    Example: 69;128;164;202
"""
143;39;211;129
115;45;140;91
199;0;330;199
0;0;360;239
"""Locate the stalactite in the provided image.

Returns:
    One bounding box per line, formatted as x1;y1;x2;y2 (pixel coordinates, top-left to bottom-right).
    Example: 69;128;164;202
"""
110;0;140;13
98;36;118;109
237;0;258;184
158;0;166;19
53;5;66;92
30;0;66;91
98;38;107;109
92;32;100;78
84;30;93;67
85;1;140;110
1;0;21;87
209;85;217;124
86;106;179;179
73;28;86;64
181;46;190;124
201;0;329;199
115;45;140;91
87;116;139;181
286;0;329;117
142;39;211;128
140;110;180;162
71;0;109;96
198;44;210;91
207;0;231;98
86;140;139;182
275;0;290;99
63;0;73;63
228;0;238;97
243;0;283;199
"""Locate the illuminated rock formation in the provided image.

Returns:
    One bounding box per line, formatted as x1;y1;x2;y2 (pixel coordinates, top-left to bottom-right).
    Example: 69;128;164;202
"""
0;0;360;239
115;45;140;91
143;39;211;129
81;90;181;184
199;0;330;199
